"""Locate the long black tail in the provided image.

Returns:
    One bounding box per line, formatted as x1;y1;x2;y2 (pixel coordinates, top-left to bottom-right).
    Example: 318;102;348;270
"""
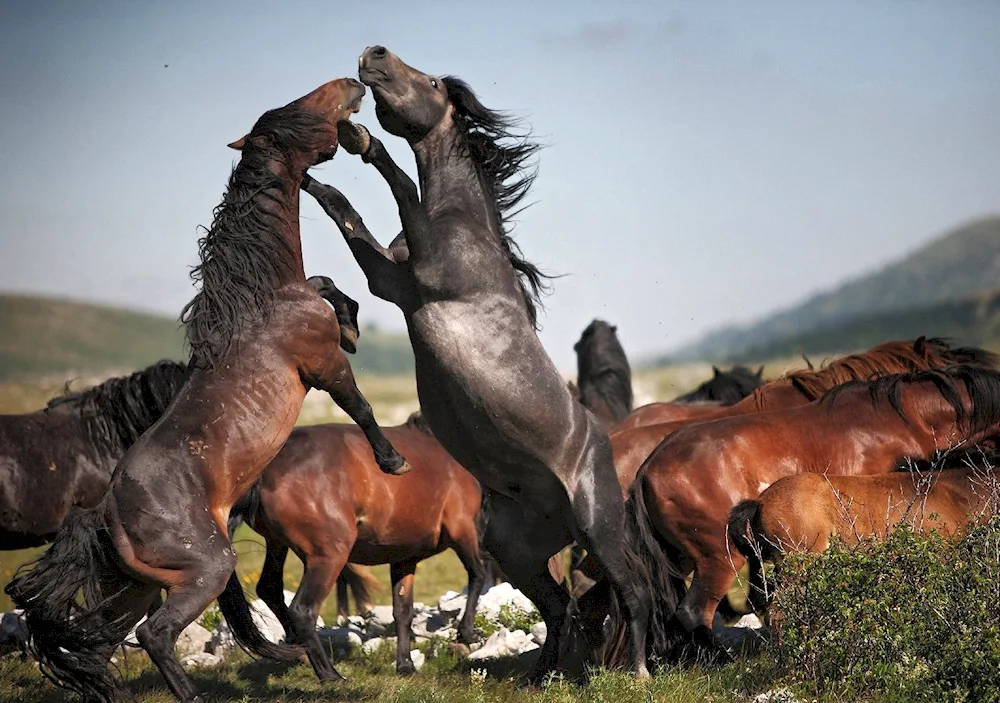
216;485;303;662
5;507;132;703
727;499;773;614
622;471;688;661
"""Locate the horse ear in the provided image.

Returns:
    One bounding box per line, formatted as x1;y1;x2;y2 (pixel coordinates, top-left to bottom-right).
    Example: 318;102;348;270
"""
227;135;248;151
712;366;721;377
756;365;765;378
914;336;927;357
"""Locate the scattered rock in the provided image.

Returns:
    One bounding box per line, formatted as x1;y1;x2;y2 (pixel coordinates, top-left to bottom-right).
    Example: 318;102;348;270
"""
365;605;395;636
466;627;539;661
318;626;365;648
530;621;547;646
176;622;212;658
0;611;28;653
733;613;763;629
208;621;235;655
410;649;425;671
362;636;390;655
476;583;535;620
753;688;803;703
181;652;223;668
412;610;450;638
438;590;468;621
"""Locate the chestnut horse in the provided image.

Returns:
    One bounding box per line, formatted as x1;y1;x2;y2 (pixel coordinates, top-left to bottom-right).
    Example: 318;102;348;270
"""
303;47;651;678
729;448;1000;621
0;361;189;550
616;365;764;432
6;79;407;703
219;412;487;679
616;338;990;432
625;364;1000;662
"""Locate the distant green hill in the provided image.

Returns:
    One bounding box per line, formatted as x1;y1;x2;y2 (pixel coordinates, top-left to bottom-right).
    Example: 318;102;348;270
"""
730;288;1000;363
669;216;1000;362
0;294;414;381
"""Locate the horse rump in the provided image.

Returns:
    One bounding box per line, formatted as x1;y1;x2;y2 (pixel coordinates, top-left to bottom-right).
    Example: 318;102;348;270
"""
5;507;127;703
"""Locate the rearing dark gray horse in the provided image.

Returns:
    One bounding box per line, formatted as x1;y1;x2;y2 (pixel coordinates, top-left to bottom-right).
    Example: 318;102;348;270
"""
301;46;651;679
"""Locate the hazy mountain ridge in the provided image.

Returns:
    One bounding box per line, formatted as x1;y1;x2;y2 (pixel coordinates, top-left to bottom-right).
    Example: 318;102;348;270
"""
668;215;1000;362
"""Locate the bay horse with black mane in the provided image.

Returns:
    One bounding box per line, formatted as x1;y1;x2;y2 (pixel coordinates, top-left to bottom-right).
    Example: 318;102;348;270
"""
0;361;189;550
621;364;1000;664
301;46;651;679
6;78;407;703
729;447;1000;624
218;411;487;679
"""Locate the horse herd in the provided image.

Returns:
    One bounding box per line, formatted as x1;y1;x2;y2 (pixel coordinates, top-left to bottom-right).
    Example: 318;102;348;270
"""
2;46;999;703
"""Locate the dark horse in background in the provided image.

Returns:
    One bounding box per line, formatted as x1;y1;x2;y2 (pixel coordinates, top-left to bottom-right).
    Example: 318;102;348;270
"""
0;361;189;550
7;78;407;703
302;46;651;678
616;365;765;432
0;276;360;554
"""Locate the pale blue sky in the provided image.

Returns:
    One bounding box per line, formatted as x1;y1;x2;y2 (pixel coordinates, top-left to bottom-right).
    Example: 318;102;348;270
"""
1;1;997;368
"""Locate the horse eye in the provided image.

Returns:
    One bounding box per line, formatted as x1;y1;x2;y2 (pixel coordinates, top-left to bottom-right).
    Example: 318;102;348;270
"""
430;78;438;88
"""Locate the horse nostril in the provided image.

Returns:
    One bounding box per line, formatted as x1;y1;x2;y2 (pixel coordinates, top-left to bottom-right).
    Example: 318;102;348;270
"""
346;78;363;88
370;45;387;58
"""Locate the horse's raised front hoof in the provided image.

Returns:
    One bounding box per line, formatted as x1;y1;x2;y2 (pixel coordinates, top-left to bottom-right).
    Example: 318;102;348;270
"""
340;327;359;354
337;121;372;157
380;455;412;476
396;660;416;677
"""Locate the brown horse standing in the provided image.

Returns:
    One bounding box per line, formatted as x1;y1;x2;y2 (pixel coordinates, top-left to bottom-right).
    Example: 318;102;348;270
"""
625;364;1000;662
219;412;487;679
6;79;407;703
729;449;1000;620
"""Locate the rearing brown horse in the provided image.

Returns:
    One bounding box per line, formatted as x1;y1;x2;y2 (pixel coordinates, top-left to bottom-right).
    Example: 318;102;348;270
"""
6;78;406;703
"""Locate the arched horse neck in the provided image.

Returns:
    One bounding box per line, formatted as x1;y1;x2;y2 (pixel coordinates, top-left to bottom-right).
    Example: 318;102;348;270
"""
240;149;307;280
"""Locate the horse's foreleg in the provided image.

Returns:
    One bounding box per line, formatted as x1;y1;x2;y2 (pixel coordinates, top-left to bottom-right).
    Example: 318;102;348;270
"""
449;528;488;645
301;175;407;304
313;356;409;476
390;559;419;676
674;554;742;664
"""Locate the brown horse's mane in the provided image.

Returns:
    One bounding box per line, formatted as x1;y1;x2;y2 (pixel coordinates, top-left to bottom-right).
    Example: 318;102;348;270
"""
404;410;434;437
45;360;190;457
180;105;329;368
772;338;999;402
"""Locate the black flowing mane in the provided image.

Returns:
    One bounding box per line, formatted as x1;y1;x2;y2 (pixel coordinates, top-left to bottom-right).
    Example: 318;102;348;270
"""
575;320;633;422
443;77;552;329
46;360;190;457
823;364;1000;436
180;105;329;367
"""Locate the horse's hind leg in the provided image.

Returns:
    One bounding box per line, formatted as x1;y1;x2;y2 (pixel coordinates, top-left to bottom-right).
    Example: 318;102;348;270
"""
315;358;410;476
482;495;572;682
674;555;743;664
135;546;237;703
336;574;350;624
571;438;651;677
256;541;295;640
287;553;349;682
449;531;487;645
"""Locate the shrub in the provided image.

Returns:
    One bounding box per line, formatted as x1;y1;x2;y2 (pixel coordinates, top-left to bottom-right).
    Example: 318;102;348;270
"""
770;515;1000;702
475;603;541;638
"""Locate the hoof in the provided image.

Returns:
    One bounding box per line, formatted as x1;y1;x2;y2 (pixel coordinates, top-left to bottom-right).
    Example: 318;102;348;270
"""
337;121;372;156
318;669;348;683
396;662;416;677
380;457;412;476
340;327;359;354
